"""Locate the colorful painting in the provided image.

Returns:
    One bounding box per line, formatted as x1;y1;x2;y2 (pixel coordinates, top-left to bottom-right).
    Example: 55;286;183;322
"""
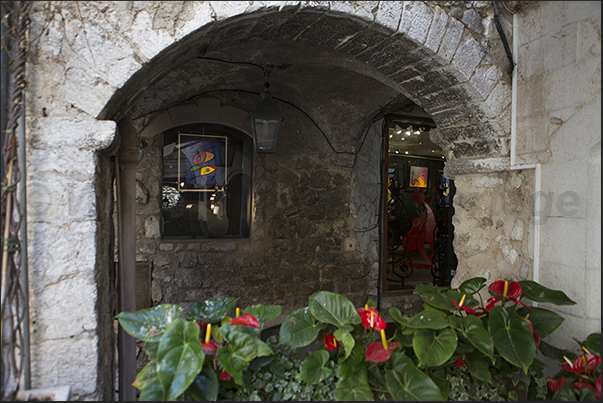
178;133;227;191
409;166;428;188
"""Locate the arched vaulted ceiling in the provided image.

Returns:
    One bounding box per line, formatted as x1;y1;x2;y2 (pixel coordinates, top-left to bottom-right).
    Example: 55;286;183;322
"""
100;2;514;172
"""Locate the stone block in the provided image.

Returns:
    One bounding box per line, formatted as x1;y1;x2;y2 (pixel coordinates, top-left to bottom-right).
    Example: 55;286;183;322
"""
398;1;433;45
450;37;486;83
540;217;587;269
168;103;199;126
423;6;449;55
437;16;464;63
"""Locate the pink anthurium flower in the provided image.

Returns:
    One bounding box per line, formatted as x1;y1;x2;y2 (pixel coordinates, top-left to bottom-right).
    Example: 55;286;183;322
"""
229;313;260;328
547;376;566;394
357;306;387;332
573;382;599;399
365;341;401;362
324;334;338;351
454;356;466;368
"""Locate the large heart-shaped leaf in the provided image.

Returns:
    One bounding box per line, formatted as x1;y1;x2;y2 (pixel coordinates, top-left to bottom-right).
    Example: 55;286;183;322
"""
334;327;356;360
518;307;565;338
488;306;535;373
418;288;465;313
413;327;457;368
188;365;219;401
518;281;576;305
300;350;331;384
186;298;237;323
156;318;204;401
279;307;322;347
385;353;445;401
242;304;281;324
466;350;491;383
338;342;365;381
335;363;374;401
405;310;450;329
459;277;487;295
116;304;183;342
309;291;361;327
133;360;164;400
451;315;494;362
216;329;273;385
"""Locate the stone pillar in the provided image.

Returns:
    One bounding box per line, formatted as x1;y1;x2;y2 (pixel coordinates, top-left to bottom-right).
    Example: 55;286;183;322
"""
116;116;139;401
26;115;115;400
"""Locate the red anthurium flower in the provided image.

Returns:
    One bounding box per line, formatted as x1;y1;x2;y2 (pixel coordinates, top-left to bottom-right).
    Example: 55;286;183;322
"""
455;356;466;368
547;376;566;394
324;334;338;351
202;340;218;355
451;294;479;316
365;341;401;362
229;313;260;328
489;280;531;310
533;332;540;348
561;354;601;373
596;375;601;398
478;297;500;313
219;369;232;381
357;306;387;332
198;321;207;331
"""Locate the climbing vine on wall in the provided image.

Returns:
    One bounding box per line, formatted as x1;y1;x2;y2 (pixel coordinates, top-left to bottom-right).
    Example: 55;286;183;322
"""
1;1;32;400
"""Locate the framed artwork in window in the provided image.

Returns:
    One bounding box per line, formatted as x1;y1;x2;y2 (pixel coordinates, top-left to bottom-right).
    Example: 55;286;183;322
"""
177;133;228;192
409;166;428;188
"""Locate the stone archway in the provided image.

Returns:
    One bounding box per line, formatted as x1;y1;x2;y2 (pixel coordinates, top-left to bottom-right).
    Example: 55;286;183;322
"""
25;2;517;399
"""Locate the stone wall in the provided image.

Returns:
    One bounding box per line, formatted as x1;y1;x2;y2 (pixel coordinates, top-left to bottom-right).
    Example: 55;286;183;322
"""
451;170;535;286
134;99;384;324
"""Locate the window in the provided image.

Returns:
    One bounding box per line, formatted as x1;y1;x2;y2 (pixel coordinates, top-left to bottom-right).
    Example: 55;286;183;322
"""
162;123;253;238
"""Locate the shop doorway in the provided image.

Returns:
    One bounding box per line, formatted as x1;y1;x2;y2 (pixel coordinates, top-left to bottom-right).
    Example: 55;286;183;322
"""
382;114;458;293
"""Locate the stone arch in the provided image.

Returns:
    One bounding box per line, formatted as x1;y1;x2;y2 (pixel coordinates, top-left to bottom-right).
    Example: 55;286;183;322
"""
94;2;511;171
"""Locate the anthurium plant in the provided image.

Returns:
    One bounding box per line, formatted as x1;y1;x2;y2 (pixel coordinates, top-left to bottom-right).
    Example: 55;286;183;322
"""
115;298;281;401
279;279;579;401
545;332;601;401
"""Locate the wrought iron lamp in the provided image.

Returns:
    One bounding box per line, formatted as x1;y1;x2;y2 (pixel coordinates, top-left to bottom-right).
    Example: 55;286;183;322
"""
251;70;282;153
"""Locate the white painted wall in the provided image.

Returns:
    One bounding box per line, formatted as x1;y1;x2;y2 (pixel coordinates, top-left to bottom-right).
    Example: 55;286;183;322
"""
515;1;601;348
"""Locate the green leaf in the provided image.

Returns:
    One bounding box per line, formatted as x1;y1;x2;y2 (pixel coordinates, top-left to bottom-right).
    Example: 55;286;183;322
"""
466;350;491;383
428;367;450;400
552;384;579;401
186;297;237;323
300;350;330;384
156;318;204;401
452;315;494;363
335;363;374;401
413;327;457;368
388;307;407;326
418;288;464;313
188;365;219;401
243;304;282;324
385;353;445;401
334;328;355;360
488;306;535;373
216;330;273;386
308;291;361;327
143;341;159;361
518;281;576;305
518;307;565;338
116;304;183;342
133;360;164;400
538;339;577;361
279;307;322;347
338;342;365;381
459;277;487;295
405;310;450;329
580;332;601;355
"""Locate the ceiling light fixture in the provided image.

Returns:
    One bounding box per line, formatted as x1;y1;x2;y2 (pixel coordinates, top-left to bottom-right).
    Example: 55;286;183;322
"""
251;70;283;153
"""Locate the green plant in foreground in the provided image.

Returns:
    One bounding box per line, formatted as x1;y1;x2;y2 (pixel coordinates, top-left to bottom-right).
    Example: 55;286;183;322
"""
116;298;280;401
